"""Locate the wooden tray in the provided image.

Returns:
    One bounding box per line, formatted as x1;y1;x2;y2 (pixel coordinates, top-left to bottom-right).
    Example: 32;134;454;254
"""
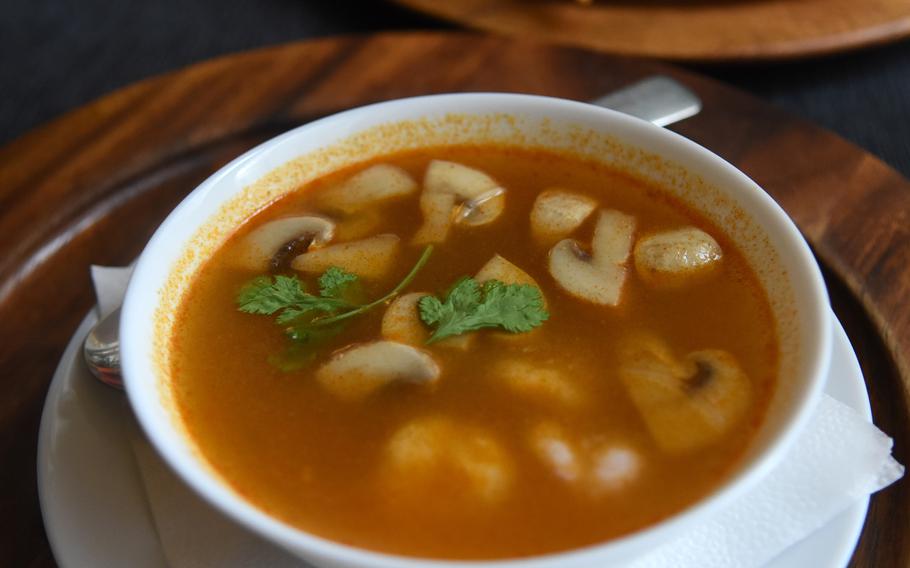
393;0;910;61
0;32;906;567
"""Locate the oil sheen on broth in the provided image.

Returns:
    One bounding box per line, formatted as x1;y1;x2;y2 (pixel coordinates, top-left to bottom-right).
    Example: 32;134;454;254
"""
171;145;777;559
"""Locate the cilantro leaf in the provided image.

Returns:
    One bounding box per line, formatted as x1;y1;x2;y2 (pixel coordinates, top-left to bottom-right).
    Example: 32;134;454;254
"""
237;274;348;324
480;280;549;332
418;277;548;343
318;266;359;299
237;275;307;315
417;295;445;326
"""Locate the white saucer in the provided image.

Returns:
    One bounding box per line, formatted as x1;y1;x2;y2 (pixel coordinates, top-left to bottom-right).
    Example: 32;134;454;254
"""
37;311;871;568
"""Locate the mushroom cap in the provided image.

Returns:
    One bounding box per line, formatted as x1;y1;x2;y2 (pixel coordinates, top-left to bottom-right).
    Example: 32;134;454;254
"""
235;216;335;271
634;227;722;287
423;160;505;227
530;189;598;246
315;340;440;401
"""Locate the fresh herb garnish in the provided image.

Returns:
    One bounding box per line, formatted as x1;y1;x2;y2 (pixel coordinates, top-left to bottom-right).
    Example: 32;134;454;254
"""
318;266;359;299
418;277;549;344
237;274;351;325
237;246;434;367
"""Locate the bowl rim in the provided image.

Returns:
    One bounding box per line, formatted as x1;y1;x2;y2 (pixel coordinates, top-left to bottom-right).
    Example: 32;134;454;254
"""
120;92;832;567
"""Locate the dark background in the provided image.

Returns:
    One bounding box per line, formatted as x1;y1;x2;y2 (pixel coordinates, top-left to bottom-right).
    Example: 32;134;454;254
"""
4;0;910;177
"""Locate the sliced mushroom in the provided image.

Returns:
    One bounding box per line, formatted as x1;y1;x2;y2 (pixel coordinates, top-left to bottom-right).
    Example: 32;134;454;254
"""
291;233;399;280
634;227;723;287
235;216;335;272
425;160;506;225
530;189;598;246
453;186;505;226
412;161;506;243
592;209;637;266
493;359;585;409
381;292;472;350
619;334;751;453
315;341;440;401
315;164;417;213
548;209;636;306
382;416;513;504
411;192;456;245
528;422;642;495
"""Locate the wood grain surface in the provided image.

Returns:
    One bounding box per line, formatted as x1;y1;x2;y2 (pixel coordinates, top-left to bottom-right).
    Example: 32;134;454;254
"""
393;0;910;61
0;32;907;567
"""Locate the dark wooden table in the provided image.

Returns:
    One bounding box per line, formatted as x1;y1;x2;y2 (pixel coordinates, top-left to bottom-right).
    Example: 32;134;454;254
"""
1;33;907;567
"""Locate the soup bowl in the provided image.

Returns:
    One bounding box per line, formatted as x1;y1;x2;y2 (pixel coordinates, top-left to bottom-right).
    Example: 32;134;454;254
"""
120;93;831;567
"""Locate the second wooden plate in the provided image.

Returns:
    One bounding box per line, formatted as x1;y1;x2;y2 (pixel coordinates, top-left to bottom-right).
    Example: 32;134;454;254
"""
393;0;910;61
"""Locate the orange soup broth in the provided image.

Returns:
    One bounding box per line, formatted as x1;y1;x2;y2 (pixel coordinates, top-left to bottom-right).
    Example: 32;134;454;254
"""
171;145;778;559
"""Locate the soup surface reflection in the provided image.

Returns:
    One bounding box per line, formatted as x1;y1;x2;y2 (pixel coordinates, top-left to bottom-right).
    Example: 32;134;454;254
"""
171;145;778;559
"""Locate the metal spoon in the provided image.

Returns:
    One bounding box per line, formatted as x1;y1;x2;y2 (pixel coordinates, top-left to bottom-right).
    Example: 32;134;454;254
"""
84;306;124;388
82;75;702;389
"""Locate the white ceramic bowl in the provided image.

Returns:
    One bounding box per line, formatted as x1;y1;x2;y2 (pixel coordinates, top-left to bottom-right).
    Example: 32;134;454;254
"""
121;93;832;568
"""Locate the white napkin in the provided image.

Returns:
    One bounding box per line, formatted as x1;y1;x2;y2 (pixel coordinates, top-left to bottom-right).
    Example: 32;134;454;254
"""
94;266;904;568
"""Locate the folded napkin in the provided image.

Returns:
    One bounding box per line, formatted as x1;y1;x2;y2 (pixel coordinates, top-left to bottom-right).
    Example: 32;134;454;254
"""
95;266;904;568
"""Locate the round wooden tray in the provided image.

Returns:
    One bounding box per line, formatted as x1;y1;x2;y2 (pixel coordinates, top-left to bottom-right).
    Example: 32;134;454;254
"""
393;0;910;61
0;32;906;567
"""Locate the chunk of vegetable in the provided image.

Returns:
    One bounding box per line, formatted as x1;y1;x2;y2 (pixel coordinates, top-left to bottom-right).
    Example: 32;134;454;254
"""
475;254;547;308
530;189;598;246
316;341;439;401
291;234;400;280
316;164;417;213
333;209;383;242
619;334;751;453
548;209;636;306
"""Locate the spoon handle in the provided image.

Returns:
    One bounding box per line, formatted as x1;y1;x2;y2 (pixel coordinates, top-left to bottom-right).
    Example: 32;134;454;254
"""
84;306;124;389
591;75;702;127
